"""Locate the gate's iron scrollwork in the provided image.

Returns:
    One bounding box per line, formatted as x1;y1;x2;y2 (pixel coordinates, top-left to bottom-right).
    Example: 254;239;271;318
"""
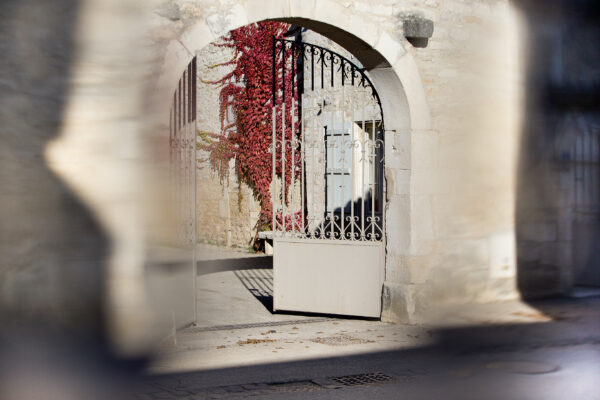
272;38;385;241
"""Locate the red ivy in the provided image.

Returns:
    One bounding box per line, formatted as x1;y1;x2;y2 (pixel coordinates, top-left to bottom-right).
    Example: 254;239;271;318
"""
199;21;299;231
275;210;303;232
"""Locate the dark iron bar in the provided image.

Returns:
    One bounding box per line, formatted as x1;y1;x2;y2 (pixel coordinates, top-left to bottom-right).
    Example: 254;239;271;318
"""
281;42;286;102
172;93;176;135
330;51;334;87
298;42;304;96
321;48;324;89
311;45;314;91
186;68;189;123
178;79;182;130
186;65;190;123
188;62;193;123
291;44;295;98
192;57;197;119
183;70;186;125
184;65;192;124
272;36;276;107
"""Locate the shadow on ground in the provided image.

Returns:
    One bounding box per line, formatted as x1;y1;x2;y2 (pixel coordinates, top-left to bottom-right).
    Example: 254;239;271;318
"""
197;256;273;275
234;269;275;312
140;297;600;399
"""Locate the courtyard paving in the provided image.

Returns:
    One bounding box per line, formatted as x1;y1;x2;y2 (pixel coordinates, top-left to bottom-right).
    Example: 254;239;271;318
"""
140;277;599;399
194;244;321;329
147;244;598;376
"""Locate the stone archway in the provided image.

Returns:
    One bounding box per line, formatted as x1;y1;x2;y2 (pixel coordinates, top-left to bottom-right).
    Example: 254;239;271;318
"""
156;4;430;133
154;4;432;324
24;0;528;355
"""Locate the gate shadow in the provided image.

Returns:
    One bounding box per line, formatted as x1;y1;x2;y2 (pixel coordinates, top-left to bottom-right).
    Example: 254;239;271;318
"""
234;269;274;312
196;256;273;275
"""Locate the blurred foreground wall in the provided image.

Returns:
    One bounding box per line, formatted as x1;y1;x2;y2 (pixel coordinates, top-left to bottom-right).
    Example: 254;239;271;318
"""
515;0;600;297
1;0;159;355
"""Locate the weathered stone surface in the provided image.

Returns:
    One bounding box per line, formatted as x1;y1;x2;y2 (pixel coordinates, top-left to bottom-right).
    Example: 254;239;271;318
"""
385;195;411;255
375;31;406;66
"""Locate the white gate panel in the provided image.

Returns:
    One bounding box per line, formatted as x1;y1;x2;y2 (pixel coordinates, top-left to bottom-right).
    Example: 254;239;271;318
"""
271;39;386;318
274;238;384;317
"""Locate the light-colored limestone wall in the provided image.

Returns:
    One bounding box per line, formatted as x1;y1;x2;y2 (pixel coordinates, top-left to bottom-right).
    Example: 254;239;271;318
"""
379;0;525;322
145;0;528;323
195;41;260;249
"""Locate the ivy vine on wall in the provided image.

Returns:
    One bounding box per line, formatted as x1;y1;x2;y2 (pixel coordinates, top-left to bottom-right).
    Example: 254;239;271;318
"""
198;21;299;235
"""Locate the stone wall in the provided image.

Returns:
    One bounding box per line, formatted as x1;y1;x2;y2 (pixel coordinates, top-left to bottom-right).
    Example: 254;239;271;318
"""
150;0;524;323
7;0;595;350
195;40;260;248
376;0;524;322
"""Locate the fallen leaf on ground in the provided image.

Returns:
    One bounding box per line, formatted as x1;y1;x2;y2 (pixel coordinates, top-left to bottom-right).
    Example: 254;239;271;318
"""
237;338;276;345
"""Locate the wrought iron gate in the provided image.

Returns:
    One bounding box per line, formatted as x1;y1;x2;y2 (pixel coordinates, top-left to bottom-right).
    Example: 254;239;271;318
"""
170;57;197;248
151;57;197;329
271;38;386;317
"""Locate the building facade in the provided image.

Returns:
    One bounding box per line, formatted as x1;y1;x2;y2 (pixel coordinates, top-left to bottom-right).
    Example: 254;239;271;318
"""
2;0;598;355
